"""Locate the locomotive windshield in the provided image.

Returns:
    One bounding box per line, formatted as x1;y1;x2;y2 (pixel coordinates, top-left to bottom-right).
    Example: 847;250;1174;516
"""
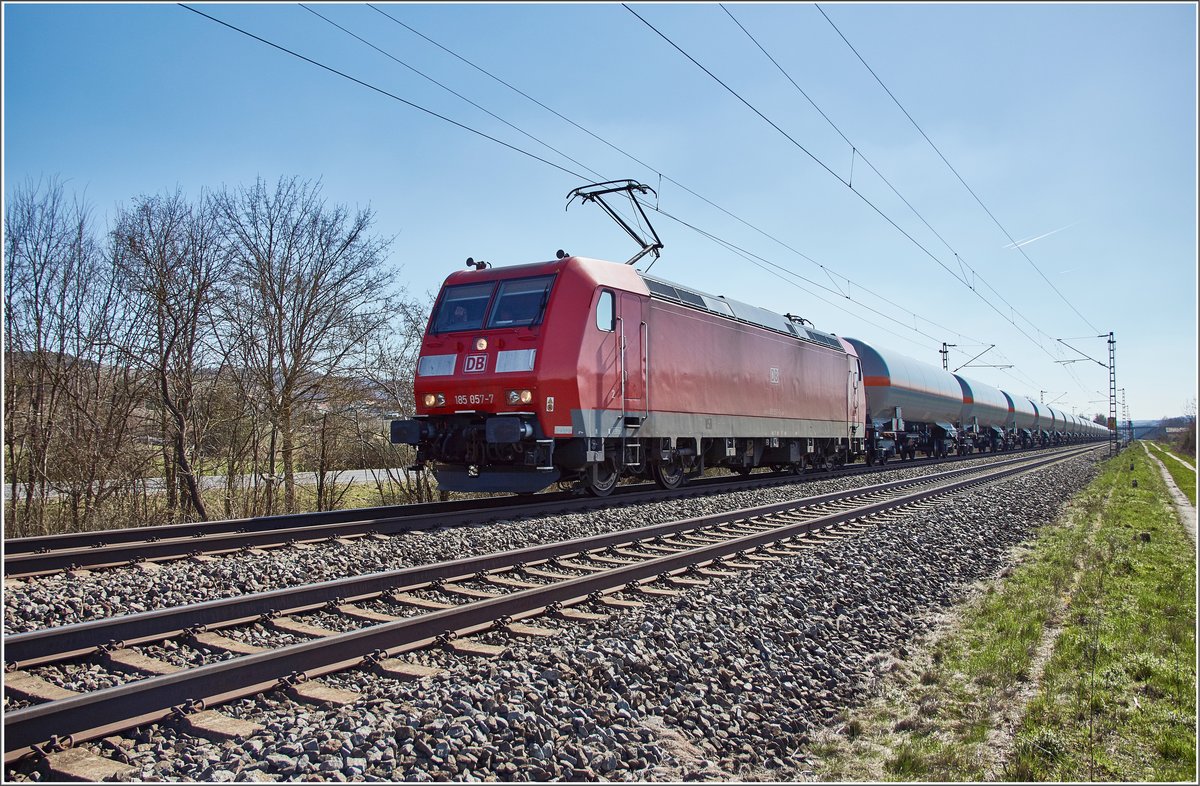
431;281;496;333
486;275;554;328
430;274;556;334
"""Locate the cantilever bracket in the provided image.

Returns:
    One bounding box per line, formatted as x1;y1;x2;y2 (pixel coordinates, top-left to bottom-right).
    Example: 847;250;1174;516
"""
566;180;663;266
952;344;1008;373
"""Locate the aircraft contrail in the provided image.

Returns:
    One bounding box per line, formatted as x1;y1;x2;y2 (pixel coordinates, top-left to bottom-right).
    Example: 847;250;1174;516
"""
1004;221;1079;249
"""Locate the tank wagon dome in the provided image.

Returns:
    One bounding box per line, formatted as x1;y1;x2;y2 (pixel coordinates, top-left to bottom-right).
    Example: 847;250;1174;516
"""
953;373;1010;431
842;337;963;428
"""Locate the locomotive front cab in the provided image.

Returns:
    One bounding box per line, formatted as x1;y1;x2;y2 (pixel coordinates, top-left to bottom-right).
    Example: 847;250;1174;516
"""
392;264;563;493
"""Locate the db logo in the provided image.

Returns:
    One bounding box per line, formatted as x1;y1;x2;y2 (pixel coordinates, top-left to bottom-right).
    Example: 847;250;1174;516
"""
463;354;487;373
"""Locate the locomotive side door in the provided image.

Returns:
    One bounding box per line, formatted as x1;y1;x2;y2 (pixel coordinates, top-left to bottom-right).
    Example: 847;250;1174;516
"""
848;355;862;440
618;292;647;421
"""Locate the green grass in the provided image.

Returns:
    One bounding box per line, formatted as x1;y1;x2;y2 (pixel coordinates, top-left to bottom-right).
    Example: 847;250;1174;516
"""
1164;439;1197;463
1008;449;1196;782
1145;441;1196;506
808;447;1196;782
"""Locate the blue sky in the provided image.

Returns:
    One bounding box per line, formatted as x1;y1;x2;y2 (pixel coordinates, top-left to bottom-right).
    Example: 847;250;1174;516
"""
4;2;1196;421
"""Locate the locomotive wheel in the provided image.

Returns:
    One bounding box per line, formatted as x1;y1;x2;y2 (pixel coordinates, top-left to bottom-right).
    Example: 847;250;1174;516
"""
583;460;620;497
651;459;686;490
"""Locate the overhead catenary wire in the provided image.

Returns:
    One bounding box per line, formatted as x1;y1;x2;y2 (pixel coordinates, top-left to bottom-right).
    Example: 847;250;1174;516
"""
719;2;1059;348
589;194;946;351
694;8;1096;402
648;205;944;354
179;1;960;354
181;3;1083;397
365;2;986;347
720;3;960;258
651;204;946;344
814;3;1102;336
621;3;1077;373
591;187;951;350
621;3;966;289
299;3;606;183
176;4;590;182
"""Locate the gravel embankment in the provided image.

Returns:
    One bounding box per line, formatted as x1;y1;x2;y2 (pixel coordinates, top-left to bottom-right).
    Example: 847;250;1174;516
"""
4;451;1101;782
5;453;1057;637
4;451;1099;782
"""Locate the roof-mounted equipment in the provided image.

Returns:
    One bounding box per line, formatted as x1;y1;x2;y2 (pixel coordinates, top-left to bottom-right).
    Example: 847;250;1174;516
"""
566;180;663;267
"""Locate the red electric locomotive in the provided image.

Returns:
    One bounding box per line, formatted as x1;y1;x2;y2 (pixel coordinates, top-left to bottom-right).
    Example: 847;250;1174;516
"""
391;255;866;496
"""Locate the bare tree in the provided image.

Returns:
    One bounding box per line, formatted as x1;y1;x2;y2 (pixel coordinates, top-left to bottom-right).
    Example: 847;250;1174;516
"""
4;177;150;534
53;272;151;530
216;177;396;512
362;295;430;418
6;178;81;530
1179;397;1196;455
111;189;230;521
359;295;437;503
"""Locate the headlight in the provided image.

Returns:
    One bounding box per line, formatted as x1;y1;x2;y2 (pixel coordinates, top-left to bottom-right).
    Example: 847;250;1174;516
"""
506;389;533;405
474;337;488;351
423;393;446;407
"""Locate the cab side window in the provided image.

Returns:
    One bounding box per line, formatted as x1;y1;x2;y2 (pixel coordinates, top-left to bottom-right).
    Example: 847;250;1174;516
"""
596;290;615;332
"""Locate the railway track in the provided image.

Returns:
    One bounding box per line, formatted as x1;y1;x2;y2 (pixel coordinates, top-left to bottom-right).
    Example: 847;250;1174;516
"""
3;444;1097;768
3;444;1087;579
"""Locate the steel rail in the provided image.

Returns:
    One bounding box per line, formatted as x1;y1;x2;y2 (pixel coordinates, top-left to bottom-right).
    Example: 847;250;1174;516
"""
3;446;1097;761
3;444;1080;577
6;460;898;556
2;465;843;576
3;447;1091;669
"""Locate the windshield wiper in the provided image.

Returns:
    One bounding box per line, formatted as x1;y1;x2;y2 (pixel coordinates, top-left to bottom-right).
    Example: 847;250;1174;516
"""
532;288;551;325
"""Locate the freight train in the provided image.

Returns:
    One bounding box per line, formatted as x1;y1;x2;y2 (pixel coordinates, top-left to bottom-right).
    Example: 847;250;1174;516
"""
390;254;1109;496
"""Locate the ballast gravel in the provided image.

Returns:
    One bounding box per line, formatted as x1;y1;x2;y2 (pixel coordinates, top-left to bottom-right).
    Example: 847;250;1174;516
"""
4;451;1101;782
6;452;1058;635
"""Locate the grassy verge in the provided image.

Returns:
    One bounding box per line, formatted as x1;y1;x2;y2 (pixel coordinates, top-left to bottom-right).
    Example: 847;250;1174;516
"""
1165;441;1196;463
807;447;1196;782
1010;448;1196;781
1146;441;1196;506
